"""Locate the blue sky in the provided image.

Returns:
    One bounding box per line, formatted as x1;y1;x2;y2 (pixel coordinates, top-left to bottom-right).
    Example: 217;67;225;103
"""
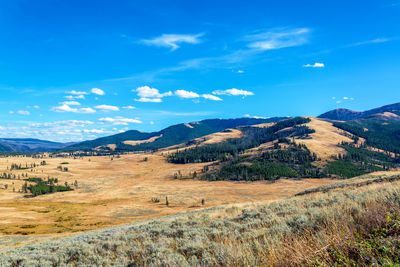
0;0;399;142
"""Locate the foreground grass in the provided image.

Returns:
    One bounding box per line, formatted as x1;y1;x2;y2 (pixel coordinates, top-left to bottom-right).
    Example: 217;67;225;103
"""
1;175;400;266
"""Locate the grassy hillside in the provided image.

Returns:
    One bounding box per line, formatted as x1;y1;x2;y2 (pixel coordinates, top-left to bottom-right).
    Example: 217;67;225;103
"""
168;117;400;179
167;117;313;164
1;172;399;266
62;117;285;152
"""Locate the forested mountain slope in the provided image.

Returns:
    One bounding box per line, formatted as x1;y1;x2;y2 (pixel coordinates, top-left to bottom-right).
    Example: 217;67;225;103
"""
62;117;285;152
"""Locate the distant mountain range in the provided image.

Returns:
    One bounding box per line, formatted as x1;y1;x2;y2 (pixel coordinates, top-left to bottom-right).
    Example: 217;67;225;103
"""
62;117;285;152
318;102;400;121
2;102;400;153
0;138;74;152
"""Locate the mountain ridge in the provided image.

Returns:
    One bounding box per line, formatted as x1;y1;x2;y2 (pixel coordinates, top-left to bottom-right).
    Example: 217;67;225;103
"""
0;138;72;152
62;117;286;152
318;102;400;121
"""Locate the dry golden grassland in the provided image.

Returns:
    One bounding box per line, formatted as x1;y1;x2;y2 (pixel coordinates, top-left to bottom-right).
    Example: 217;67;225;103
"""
1;172;399;266
0;153;337;241
294;117;355;160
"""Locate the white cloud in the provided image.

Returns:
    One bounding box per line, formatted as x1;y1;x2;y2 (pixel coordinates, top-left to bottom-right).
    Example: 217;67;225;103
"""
65;94;85;100
236;70;245;73
134;85;172;98
174;89;200;99
0;119;109;142
91;88;105;95
68;90;89;95
9;111;14;114
29;120;94;127
244;114;268;119
94;105;120;112
133;85;172;102
61;101;81;106
149;121;154;125
99;117;142;125
52;105;78;113
78;107;96;113
141;33;203;51
348;38;392;47
122;106;136;110
201;94;222;101
83;129;106;134
212;88;254;96
303;62;325;68
246;28;310;51
52;104;96;114
17;110;30;115
135;97;163;103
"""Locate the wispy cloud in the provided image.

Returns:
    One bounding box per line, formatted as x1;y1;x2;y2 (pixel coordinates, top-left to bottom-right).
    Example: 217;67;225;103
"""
16;110;30;115
244;114;269;119
122;106;136;110
68;90;88;95
52;104;96;114
94;105;119;112
61;101;81;106
212;88;254;96
135;97;163;103
99;117;142;125
65;95;85;100
0;119;128;142
110;27;311;83
245;28;310;51
347;38;392;47
333;96;355;104
83;129;108;134
9;110;30;115
311;37;395;56
140;33;204;51
29;105;40;109
29;120;94;127
201;94;222;101
303;62;325;68
174;90;223;101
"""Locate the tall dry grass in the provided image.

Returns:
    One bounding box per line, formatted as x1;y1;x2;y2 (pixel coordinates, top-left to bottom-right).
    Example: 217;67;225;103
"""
1;175;400;266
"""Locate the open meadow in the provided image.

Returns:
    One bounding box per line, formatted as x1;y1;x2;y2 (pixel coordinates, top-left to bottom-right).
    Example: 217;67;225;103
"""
1;171;399;266
0;153;338;248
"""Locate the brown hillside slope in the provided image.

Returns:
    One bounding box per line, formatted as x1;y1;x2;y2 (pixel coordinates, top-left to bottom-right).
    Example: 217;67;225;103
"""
294;117;354;160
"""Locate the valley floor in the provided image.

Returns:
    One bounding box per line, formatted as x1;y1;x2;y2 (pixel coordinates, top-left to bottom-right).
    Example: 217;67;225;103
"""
1;171;399;266
0;153;337;248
